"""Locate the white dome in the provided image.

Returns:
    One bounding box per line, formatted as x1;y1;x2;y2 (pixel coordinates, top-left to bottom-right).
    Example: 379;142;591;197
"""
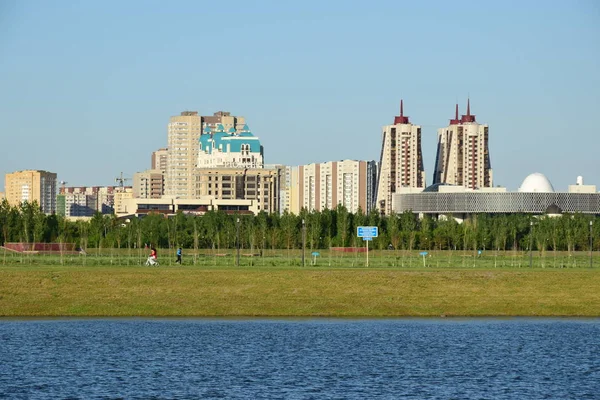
518;173;555;193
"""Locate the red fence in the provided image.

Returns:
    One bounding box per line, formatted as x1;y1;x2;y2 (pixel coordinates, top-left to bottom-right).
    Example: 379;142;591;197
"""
3;242;77;253
330;247;367;253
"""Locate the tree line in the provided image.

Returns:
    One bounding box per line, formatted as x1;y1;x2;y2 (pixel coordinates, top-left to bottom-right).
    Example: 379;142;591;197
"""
0;199;598;253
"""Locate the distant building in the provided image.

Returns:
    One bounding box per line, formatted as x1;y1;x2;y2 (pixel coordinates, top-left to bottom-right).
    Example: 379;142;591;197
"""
60;186;121;214
151;148;168;171
4;170;57;214
393;174;600;220
165;111;245;198
133;169;164;199
114;188;134;215
433;100;492;189
375;101;426;216
57;192;97;217
193;166;282;214
198;124;264;169
117;197;262;217
283;160;377;215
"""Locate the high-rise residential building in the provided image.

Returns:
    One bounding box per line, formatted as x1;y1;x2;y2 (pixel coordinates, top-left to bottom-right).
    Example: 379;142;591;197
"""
165;111;245;199
57;192;97;217
198;124;264;169
194;166;282;214
433;100;492;189
165;111;202;198
133;169;165;199
151;148;168;171
4;170;57;214
283;160;377;215
60;186;119;214
375;101;426;216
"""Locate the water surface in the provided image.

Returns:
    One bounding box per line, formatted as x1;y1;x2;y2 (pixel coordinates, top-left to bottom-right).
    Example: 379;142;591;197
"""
1;319;599;399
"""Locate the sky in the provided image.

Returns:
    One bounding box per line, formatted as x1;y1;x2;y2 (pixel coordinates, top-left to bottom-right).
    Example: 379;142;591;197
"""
1;0;599;191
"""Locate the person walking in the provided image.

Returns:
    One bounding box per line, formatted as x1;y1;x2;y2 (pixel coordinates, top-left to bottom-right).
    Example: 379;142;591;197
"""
176;247;182;264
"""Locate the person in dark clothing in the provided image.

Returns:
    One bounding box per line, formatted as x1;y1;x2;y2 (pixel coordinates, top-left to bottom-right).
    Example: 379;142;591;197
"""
176;247;182;264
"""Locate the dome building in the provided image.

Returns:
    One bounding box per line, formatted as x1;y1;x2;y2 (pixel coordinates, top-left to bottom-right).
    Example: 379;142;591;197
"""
518;173;555;193
392;173;600;219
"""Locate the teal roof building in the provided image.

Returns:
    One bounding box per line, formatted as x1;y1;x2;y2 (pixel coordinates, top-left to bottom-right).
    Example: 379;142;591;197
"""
198;124;264;168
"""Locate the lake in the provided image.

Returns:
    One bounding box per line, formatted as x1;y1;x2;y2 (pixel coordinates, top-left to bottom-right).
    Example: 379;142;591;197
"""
1;319;599;399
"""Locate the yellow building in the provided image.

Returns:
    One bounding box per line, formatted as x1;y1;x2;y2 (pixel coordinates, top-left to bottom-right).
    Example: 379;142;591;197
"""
4;170;57;214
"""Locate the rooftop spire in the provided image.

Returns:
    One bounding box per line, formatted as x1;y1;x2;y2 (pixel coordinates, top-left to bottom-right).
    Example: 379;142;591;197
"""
460;98;476;123
394;99;410;124
450;103;460;125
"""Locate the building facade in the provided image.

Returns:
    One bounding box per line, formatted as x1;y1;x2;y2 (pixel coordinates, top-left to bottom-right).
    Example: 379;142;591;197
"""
57;193;97;217
133;169;164;199
165;111;245;198
165;111;202;198
282;160;377;215
198;124;264;169
194;166;282;214
393;175;599;219
151;148;168;171
375;101;426;216
60;186;120;214
4;170;57;214
433;100;492;189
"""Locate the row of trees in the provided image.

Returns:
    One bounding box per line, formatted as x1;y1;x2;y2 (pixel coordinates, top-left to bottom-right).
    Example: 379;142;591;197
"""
0;199;598;253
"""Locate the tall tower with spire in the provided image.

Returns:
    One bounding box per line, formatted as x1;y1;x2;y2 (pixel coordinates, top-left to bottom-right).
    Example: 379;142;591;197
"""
432;99;492;189
375;100;426;215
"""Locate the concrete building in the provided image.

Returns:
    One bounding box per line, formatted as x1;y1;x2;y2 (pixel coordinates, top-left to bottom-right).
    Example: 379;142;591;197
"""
198;124;264;169
165;111;245;199
114;188;134;215
60;186;121;214
165;111;202;198
393;174;600;220
375;101;426;216
133;169;164;199
151;148;168;171
57;192;97;218
193;166;282;214
116;197;261;217
433;100;492;189
282;160;377;215
4;170;57;214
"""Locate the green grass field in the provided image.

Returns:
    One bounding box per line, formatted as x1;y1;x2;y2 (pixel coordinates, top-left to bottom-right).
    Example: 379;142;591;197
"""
1;248;599;317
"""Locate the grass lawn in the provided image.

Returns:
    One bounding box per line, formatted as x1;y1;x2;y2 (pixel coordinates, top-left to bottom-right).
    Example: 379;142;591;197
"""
0;264;599;317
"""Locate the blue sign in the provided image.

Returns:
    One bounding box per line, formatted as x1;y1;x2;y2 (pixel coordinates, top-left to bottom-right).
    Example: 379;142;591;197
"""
363;237;373;241
357;226;379;238
419;251;428;256
311;252;320;256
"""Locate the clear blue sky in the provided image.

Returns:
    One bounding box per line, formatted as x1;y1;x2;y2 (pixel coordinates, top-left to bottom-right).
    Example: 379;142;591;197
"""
1;0;599;191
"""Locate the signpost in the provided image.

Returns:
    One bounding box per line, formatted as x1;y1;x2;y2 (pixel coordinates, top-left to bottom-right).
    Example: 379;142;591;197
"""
311;251;320;266
357;226;379;267
420;251;428;267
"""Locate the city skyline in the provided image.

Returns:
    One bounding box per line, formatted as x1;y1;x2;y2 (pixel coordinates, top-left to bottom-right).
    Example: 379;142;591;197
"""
1;1;599;191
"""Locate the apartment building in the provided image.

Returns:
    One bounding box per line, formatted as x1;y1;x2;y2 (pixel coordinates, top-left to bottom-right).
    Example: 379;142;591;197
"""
4;170;57;214
133;169;164;199
375;101;426;215
433;100;492;189
194;166;282;214
198;124;264;169
151;148;168;171
282;160;376;215
165;111;245;198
